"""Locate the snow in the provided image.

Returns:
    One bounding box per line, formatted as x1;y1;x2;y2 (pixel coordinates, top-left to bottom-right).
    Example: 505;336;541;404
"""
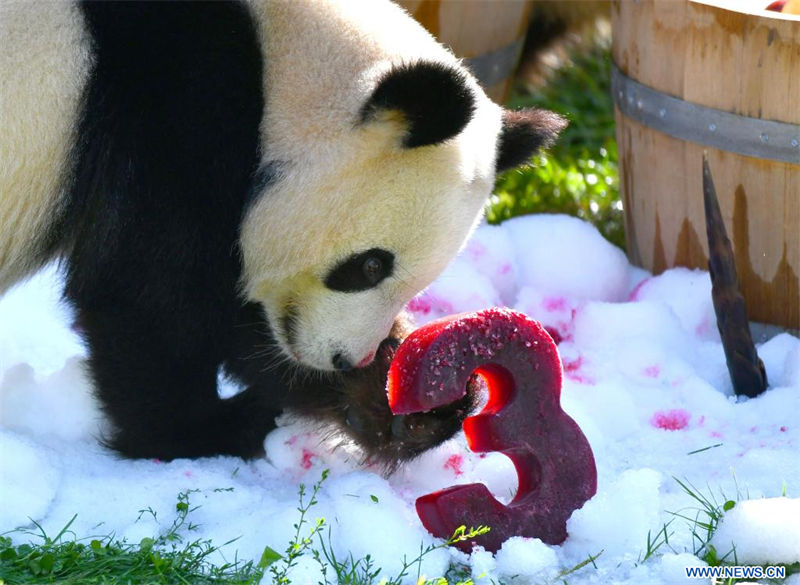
659;553;709;584
1;214;799;584
566;468;663;559
710;497;800;566
493;536;559;582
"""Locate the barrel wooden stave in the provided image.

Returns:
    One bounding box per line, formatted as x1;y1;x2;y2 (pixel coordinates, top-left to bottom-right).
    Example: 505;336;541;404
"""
613;0;800;329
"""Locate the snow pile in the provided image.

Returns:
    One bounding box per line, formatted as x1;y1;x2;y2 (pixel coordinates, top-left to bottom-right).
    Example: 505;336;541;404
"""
710;497;800;565
2;214;799;584
566;468;663;558
0;432;60;530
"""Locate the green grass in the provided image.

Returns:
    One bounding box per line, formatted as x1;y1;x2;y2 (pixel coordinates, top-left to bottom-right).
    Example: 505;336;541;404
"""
0;491;263;585
0;473;489;585
637;520;675;565
0;470;606;585
488;40;625;250
669;477;738;566
665;478;800;583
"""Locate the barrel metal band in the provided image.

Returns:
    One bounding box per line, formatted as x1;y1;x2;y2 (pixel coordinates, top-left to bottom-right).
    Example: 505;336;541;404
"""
465;37;525;89
612;62;800;164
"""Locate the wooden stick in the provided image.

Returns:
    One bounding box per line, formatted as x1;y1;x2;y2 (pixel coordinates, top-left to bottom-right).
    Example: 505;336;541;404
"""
703;152;767;398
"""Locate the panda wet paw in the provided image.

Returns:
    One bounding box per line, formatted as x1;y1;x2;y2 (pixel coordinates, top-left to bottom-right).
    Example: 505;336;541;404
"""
337;319;480;473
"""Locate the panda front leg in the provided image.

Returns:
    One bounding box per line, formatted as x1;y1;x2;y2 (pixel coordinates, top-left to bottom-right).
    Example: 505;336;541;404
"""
62;251;283;462
53;0;272;460
72;304;281;460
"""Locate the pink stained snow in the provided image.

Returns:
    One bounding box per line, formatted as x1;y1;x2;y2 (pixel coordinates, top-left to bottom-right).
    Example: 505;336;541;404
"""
1;214;799;585
650;409;691;431
443;453;464;477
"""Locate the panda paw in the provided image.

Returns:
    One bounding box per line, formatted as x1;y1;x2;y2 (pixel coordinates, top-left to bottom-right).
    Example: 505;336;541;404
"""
337;317;480;473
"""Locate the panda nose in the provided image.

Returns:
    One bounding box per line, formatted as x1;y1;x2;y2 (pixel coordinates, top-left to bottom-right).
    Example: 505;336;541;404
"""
332;352;353;372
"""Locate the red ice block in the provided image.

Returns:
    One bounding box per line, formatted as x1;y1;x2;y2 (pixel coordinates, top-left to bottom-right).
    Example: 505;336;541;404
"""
387;308;597;553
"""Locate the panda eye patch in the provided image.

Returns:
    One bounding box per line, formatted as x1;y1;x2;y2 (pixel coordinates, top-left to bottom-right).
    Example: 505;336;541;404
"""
325;248;395;292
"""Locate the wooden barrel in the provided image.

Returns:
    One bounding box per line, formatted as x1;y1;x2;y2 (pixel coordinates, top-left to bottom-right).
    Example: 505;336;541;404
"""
612;0;800;330
397;0;533;103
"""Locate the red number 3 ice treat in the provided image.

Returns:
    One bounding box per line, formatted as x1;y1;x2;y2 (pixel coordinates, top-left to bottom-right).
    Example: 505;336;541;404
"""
387;308;597;553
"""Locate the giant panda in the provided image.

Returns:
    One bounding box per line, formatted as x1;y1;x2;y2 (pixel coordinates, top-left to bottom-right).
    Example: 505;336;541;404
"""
0;0;564;467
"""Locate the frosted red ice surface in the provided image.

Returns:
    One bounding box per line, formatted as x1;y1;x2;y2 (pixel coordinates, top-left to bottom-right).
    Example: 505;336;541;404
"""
387;308;597;552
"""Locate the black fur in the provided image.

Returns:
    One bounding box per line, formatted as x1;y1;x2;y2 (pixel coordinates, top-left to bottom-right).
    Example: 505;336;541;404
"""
495;109;568;172
324;248;395;292
360;61;476;148
44;2;473;464
58;1;270;458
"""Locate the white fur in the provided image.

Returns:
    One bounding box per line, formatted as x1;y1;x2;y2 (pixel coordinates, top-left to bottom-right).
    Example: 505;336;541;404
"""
241;0;504;369
0;0;503;372
0;1;92;291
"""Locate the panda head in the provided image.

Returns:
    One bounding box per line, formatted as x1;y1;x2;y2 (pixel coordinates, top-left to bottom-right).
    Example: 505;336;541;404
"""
240;4;564;372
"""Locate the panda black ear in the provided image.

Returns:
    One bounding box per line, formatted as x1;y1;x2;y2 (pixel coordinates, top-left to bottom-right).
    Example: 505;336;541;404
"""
360;61;476;148
496;109;568;172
